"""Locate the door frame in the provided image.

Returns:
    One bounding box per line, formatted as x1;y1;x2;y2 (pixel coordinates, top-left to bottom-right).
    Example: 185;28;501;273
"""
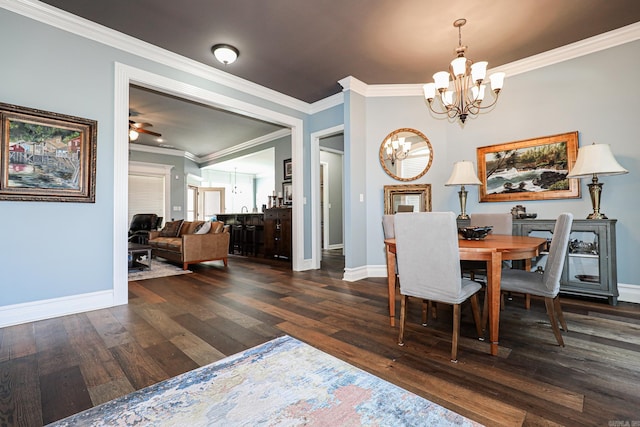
114;63;305;305
310;125;344;270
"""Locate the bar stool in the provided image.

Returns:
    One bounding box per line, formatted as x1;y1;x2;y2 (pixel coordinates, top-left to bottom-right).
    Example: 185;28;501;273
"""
243;225;257;256
231;224;244;254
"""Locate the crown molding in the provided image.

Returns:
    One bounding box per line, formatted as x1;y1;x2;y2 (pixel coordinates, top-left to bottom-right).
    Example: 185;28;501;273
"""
309;92;344;114
128;143;190;158
199;128;292;164
365;21;640;98
1;0;312;113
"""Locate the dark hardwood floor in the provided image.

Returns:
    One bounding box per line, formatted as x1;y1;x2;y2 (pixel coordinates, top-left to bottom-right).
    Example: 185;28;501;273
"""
1;249;639;426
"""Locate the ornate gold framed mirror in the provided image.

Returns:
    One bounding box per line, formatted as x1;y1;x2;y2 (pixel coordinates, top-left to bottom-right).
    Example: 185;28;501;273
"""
384;184;432;215
379;128;433;181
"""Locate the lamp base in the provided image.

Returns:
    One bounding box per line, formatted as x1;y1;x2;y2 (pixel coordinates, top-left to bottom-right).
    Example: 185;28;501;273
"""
457;213;470;220
587;212;608;220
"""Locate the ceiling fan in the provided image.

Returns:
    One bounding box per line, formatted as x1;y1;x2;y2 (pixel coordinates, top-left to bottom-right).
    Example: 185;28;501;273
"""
129;120;161;141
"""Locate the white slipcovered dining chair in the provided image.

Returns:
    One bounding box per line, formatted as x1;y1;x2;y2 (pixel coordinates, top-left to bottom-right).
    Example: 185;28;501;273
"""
394;212;483;362
499;213;573;346
462;212;514;282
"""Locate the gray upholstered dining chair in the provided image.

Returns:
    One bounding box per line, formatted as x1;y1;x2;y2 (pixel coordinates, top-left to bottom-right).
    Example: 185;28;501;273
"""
499;212;573;346
394;212;483;362
462;212;513;281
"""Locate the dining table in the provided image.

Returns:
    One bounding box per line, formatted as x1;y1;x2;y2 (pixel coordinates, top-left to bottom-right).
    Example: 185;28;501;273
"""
384;234;547;356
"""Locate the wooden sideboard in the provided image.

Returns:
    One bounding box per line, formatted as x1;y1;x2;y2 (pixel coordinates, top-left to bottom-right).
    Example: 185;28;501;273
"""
459;217;619;305
263;208;292;260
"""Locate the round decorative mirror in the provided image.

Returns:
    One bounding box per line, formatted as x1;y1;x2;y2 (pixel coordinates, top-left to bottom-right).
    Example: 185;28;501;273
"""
379;128;433;181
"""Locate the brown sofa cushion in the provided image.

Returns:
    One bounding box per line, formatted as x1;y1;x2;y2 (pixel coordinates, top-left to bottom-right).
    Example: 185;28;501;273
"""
159;219;184;237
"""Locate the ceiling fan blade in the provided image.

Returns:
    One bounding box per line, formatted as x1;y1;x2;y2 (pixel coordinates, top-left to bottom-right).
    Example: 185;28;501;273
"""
137;128;162;137
130;121;154;129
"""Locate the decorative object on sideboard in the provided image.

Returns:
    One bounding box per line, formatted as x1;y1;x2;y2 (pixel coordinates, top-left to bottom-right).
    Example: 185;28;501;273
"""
566;143;628;219
458;226;493;240
445;160;481;220
379;128;433;182
422;18;505;124
510;205;537;219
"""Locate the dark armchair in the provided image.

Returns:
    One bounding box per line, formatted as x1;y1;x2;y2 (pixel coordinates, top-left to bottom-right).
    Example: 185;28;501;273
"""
128;213;159;244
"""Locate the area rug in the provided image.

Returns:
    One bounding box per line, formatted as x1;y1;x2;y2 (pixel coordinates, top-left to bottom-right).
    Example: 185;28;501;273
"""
127;257;192;281
49;335;481;426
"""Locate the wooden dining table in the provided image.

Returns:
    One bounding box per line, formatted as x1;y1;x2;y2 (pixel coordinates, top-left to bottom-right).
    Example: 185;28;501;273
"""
384;234;547;356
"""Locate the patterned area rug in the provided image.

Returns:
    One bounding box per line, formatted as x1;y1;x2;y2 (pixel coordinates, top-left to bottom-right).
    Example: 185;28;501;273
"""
127;257;192;281
50;336;481;426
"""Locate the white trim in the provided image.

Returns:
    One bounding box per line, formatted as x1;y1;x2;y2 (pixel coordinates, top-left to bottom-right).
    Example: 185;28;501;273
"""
199;128;291;164
114;64;307;311
342;266;370;282
618;283;640;304
128;143;190;158
326;244;344;250
321;161;330;251
0;291;115;328
311;125;344;270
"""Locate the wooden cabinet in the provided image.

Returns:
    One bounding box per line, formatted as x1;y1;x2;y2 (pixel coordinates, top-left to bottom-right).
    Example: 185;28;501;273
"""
457;217;619;304
264;208;291;260
215;213;264;256
513;218;618;305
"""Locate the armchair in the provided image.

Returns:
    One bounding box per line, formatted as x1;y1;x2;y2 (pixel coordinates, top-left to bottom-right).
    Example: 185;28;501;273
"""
128;213;159;244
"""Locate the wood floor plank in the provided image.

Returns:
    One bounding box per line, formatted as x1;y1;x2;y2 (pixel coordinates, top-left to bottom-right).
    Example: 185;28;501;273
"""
1;251;639;425
40;365;92;425
0;324;36;363
0;355;42;427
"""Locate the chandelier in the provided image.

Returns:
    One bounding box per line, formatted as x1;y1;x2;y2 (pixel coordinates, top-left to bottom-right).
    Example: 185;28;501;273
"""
383;135;411;166
423;18;505;124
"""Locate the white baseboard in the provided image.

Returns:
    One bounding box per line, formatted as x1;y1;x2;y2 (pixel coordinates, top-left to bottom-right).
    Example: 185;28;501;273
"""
326;244;344;250
618;283;640;304
343;266;369;282
0;291;119;328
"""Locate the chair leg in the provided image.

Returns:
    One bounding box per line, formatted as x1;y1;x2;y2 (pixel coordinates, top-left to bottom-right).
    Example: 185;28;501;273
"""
398;295;408;346
421;299;428;326
544;297;565;347
525;293;531;309
430;301;437;319
470;294;483;339
481;287;488;333
451;304;460;362
554;296;568;332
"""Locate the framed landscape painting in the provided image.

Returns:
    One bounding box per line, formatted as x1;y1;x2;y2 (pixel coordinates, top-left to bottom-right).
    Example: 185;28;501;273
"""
0;103;97;202
477;131;579;203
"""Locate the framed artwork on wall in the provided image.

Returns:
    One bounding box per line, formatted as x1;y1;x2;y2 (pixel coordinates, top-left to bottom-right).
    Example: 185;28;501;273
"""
283;158;292;180
0;102;97;202
282;181;292;205
476;131;579;203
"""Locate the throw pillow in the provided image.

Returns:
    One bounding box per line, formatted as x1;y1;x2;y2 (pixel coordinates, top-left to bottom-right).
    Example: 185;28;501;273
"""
193;221;211;235
159;219;184;237
211;221;224;234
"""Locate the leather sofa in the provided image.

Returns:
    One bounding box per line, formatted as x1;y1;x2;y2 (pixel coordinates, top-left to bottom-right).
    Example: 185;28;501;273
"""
148;220;230;270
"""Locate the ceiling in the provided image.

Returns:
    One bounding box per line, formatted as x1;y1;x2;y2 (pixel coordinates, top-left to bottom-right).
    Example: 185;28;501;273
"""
39;0;640;164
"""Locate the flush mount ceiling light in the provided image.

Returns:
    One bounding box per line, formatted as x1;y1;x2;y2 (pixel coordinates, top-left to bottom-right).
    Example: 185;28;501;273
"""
423;18;505;124
211;44;239;65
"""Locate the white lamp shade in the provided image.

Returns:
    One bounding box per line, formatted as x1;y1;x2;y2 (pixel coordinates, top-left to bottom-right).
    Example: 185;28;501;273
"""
423;83;436;100
445;160;482;186
489;72;505;91
433;71;450;90
471;84;486;101
567;143;628;178
451;57;467;77
443;90;454;106
471;61;487;82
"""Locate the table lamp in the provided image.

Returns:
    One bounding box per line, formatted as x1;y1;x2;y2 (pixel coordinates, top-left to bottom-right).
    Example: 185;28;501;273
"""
445;160;482;219
566;143;628;219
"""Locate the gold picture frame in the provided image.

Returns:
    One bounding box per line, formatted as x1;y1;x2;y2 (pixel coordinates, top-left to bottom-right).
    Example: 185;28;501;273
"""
383;184;432;214
477;131;579;203
0;102;97;203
